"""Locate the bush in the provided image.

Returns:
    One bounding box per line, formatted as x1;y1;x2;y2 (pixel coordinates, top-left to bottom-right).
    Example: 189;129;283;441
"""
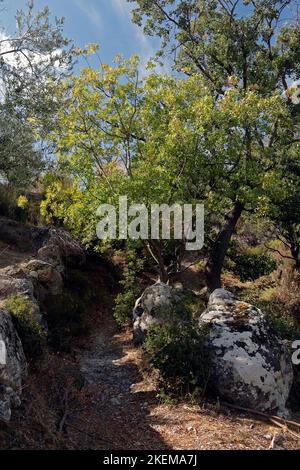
143;300;210;400
233;251;277;282
5;294;46;359
114;250;144;327
0;185;25;221
240;289;299;340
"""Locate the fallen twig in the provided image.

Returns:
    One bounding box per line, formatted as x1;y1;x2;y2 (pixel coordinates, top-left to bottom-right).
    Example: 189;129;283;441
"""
221;401;300;440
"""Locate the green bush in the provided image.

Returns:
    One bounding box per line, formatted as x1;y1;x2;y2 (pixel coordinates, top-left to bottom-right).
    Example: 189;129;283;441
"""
5;294;46;359
233;251;277;282
240;290;298;340
143;301;210;400
114;250;144;327
257;300;297;340
0;185;25;221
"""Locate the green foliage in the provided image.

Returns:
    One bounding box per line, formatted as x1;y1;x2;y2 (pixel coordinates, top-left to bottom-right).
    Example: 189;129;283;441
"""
0;1;76;187
266;307;296;341
129;1;300;98
240;289;299;341
5;294;46;359
114;250;144;327
17;195;29;210
143;300;210;400
0;185;20;219
128;0;300;285
233;251;277;282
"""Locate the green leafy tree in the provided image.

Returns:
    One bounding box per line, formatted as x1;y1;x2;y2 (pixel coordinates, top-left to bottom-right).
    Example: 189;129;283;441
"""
0;0;76;186
44;55;287;285
266;151;300;270
128;0;300;291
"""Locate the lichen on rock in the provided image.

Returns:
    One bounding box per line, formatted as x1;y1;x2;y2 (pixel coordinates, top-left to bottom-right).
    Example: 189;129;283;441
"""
0;309;27;422
199;289;293;415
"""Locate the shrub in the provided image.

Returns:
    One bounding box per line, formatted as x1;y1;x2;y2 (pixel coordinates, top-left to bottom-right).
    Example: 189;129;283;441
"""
114;250;144;327
233;251;277;282
5;294;46;359
17;195;29;210
240;289;299;340
0;185;24;221
143;300;210;400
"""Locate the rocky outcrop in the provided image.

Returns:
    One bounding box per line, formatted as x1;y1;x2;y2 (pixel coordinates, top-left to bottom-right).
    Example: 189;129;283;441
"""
0;221;85;307
0;217;85;269
0;218;86;421
0;309;27;422
0;217;48;251
199;289;293;415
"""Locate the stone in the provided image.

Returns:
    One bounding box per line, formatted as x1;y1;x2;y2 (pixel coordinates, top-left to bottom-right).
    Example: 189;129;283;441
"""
133;283;174;345
24;259;63;296
0;274;34;301
0;216;48;251
199;289;293;415
0;309;27;422
133;283;197;345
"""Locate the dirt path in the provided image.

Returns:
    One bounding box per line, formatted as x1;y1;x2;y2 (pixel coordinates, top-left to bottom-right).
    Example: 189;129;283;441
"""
73;307;300;450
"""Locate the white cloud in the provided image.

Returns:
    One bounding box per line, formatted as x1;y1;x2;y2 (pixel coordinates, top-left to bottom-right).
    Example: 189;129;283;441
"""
75;0;103;30
110;0;133;19
110;0;163;76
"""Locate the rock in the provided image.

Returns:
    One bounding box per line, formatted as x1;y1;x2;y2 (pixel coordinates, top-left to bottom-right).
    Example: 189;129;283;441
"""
40;227;86;268
133;283;174;345
199;289;293;415
0;274;34;301
0;216;85;268
0;216;48;251
24;260;63;296
37;244;63;272
0;309;27;422
133;283;197;345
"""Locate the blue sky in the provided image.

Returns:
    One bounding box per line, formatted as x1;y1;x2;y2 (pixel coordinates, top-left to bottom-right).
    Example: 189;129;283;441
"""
1;0;298;74
1;0;160;70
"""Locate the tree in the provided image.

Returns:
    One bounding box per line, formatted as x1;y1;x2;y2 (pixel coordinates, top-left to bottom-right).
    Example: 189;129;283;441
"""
0;0;75;186
266;150;300;271
43;56;287;283
0;109;42;186
128;0;300;291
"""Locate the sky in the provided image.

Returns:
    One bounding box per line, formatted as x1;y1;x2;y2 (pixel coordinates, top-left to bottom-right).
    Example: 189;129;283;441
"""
0;0;298;75
0;0;161;72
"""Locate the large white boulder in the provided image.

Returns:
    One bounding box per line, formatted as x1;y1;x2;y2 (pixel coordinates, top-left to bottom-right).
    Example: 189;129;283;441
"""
199;289;293;415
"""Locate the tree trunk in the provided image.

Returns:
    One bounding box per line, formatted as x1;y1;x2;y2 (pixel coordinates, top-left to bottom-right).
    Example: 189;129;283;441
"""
147;240;169;283
291;243;300;271
205;201;244;293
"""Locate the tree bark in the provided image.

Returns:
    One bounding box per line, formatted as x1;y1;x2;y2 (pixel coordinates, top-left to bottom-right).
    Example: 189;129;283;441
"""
291;243;300;271
147;240;169;283
205;201;244;293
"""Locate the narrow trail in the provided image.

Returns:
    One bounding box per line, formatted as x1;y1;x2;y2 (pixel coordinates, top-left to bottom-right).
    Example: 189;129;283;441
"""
73;305;300;450
76;307;167;450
